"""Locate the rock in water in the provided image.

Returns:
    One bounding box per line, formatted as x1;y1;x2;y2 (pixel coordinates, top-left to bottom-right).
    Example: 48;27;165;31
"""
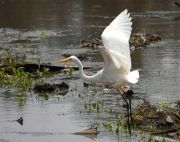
16;117;23;125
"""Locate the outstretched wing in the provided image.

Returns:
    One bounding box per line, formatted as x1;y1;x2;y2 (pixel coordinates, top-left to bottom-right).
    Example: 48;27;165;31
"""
101;9;132;69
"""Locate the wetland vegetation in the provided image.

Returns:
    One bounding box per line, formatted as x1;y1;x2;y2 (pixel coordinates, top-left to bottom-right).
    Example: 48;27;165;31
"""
0;0;180;142
0;28;179;141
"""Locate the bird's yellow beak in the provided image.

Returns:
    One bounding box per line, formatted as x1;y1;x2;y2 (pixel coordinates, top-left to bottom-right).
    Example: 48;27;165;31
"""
60;57;71;63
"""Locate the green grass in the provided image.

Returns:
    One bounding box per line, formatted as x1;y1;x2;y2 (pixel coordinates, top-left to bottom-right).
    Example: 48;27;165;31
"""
0;47;52;105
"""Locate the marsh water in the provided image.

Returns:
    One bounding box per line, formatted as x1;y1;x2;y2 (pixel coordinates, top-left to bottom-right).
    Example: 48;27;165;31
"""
0;0;180;142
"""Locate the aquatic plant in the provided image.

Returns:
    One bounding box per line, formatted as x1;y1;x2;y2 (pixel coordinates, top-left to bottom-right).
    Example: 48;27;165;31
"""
62;67;75;75
158;99;170;108
103;121;113;132
0;47;53;105
81;90;180;140
84;100;104;113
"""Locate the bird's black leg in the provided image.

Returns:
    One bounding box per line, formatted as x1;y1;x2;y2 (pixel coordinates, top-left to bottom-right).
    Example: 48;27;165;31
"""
122;89;134;122
121;94;130;117
126;90;134;123
129;98;132;123
117;88;130;114
121;89;131;117
117;87;131;135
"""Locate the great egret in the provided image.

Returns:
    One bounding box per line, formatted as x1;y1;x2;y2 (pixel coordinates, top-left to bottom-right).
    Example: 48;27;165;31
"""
61;9;139;115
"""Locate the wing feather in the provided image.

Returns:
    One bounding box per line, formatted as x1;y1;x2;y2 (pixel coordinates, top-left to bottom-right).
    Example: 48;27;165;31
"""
101;9;132;69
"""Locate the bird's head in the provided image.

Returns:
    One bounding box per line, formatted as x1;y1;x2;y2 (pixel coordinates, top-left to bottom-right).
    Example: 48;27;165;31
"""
60;56;78;63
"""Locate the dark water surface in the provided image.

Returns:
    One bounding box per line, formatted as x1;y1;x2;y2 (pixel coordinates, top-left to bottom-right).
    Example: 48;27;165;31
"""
0;0;180;142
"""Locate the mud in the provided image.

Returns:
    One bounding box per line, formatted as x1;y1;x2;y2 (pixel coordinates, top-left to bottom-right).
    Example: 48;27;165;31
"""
79;38;103;48
0;63;90;74
62;53;89;61
77;33;162;50
132;100;180;139
129;33;161;50
33;82;69;95
174;1;180;7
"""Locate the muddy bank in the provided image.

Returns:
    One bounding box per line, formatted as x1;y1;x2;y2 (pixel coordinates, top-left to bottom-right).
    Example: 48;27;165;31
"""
132;100;180;139
33;82;69;95
0;63;90;74
62;54;90;61
77;33;161;50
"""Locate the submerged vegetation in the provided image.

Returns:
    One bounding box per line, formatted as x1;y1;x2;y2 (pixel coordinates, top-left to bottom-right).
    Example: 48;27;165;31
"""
0;48;51;105
80;91;180;140
0;48;32;90
0;47;72;104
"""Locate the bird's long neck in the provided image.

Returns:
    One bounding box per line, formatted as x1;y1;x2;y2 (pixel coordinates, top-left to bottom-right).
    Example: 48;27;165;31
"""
72;58;99;82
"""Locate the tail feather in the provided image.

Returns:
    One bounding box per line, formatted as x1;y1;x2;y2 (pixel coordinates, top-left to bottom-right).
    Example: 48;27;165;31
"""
127;70;139;84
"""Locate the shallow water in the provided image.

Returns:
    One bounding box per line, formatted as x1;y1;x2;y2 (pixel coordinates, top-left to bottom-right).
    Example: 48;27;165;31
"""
0;0;180;142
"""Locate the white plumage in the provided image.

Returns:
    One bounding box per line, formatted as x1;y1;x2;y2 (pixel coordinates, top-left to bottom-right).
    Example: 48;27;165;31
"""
61;9;139;88
101;9;132;69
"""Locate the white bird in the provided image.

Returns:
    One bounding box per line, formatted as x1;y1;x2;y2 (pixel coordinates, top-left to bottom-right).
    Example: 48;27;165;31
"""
61;9;139;108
